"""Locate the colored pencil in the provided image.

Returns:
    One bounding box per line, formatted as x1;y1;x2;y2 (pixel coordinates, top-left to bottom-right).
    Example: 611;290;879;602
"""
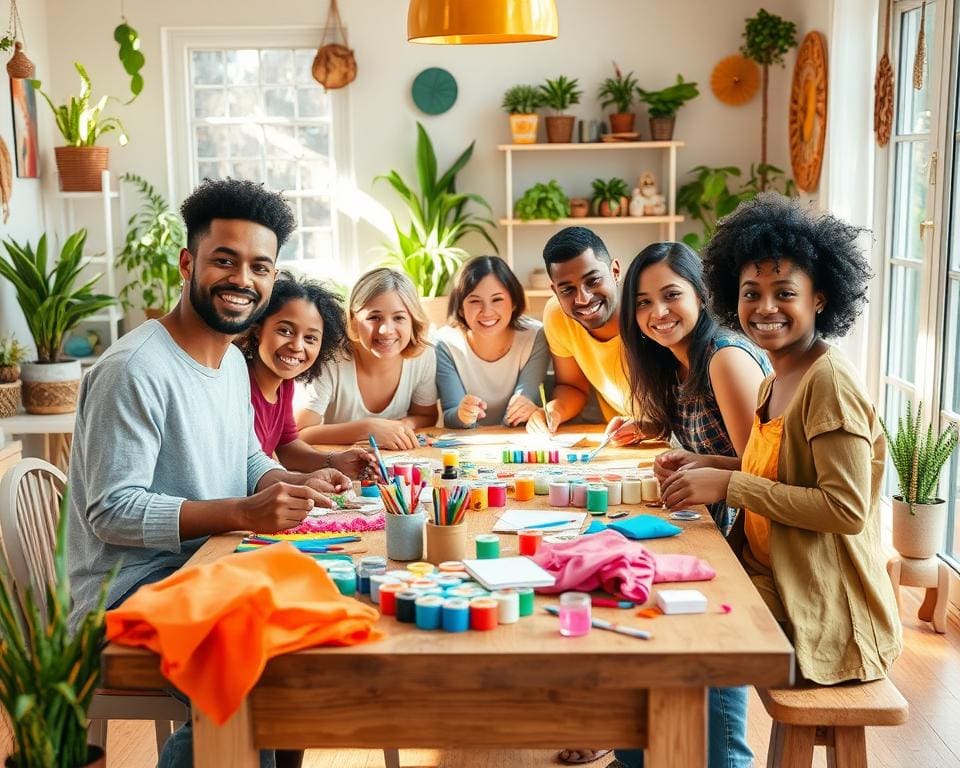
368;434;390;483
544;605;652;639
538;383;555;432
518;519;579;531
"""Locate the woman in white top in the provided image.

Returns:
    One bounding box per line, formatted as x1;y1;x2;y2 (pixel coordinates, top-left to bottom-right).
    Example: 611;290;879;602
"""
296;268;438;450
434;255;549;428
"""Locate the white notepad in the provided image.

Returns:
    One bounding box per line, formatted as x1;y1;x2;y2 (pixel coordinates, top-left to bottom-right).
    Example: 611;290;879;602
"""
492;509;587;534
462;557;557;590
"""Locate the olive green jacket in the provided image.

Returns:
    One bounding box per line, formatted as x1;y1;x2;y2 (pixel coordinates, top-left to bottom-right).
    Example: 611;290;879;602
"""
727;347;902;684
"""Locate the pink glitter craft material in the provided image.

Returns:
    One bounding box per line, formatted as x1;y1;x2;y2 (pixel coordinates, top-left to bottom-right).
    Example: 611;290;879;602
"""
285;512;385;534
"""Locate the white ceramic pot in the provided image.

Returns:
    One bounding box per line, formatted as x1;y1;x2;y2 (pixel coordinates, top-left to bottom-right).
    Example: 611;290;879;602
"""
892;497;947;560
19;359;82;414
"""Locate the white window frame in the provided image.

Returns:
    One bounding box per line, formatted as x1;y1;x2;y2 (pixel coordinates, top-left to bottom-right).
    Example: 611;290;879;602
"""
161;26;357;275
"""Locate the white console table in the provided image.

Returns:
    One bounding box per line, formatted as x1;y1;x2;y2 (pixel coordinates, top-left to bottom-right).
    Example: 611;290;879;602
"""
0;412;76;471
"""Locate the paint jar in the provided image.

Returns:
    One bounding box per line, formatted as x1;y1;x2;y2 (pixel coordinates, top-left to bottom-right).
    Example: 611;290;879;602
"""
329;563;357;596
358;556;387;594
425;521;467;565
603;475;623;506
559;591;592;637
586;484;609;515
396;590;419;623
369;574;400;605
514;475;535;502
548;480;571;507
502;449;512;464
442;597;470;632
518;529;544;556
487;482;508;507
469;484;489;510
475;533;501;559
441;450;460;470
393;462;413;484
438;560;467;573
517;587;535;617
360;481;380;498
641;477;660;502
406;561;435;578
533;474;551;496
385;509;425;562
379;582;406;616
469;597;499;631
491;589;520;624
622;477;644;505
415;595;443;630
570;481;588;507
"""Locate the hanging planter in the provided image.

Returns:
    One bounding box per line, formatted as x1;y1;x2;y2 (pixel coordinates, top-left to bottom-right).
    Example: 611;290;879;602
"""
2;0;34;79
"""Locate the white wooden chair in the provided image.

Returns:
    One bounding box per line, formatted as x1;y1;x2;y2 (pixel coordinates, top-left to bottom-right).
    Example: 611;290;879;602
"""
0;458;188;760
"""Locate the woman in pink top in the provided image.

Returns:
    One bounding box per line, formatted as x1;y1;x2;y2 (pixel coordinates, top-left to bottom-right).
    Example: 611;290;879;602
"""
236;272;374;478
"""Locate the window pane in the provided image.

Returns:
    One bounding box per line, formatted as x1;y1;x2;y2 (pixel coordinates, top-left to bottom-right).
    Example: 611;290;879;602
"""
946;449;960;564
302;197;331;227
300;159;332;191
885;265;920;382
190;51;223;85
195;125;228;159
279;233;303;262
294;49;317;84
264;125;297;158
299;125;330;157
260;50;295;85
896;4;936;135
231;159;262;181
264;88;296;118
297;87;330;118
945;280;960;414
197;160;228;181
227;87;259;118
303;230;333;262
225;50;259;85
266;160;296;190
952;136;960;271
194;88;225;118
229;125;263;158
891;141;929;262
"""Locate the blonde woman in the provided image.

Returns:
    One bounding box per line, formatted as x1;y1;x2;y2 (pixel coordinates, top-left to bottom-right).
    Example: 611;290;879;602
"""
296;268;438;449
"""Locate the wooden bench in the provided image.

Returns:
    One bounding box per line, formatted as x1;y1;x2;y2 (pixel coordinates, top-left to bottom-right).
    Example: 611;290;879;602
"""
758;678;908;768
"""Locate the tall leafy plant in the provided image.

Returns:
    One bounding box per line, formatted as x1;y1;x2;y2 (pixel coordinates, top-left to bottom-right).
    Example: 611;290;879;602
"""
31;63;129;147
0;231;117;363
881;401;960;512
0;491;116;768
376;122;497;297
597;63;638;114
117;174;186;313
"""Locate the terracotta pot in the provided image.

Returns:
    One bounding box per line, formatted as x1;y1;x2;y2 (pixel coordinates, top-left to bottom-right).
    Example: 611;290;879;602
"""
509;113;538;144
54;146;110;192
595;196;629;217
5;746;104;768
545;115;575;143
892;497;947;560
609;113;636;133
649;116;676;141
569;198;589;218
0;364;19;383
20;359;81;414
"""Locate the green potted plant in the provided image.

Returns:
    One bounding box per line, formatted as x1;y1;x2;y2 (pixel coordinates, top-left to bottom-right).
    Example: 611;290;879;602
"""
590;177;630;217
636;74;700;141
0;491;116;768
539;75;582;143
597;62;639;134
881;402;960;561
117;173;187;320
376;122;497;306
31;63;130;191
514;180;569;221
0;230;117;414
741;9;797;190
501;84;544;144
0;333;28;418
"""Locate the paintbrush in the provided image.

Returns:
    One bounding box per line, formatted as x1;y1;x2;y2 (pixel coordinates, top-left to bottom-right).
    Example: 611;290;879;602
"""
544;605;651;639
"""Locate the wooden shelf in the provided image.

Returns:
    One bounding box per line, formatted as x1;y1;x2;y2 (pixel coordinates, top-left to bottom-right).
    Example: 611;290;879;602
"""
500;215;684;227
498;141;685;151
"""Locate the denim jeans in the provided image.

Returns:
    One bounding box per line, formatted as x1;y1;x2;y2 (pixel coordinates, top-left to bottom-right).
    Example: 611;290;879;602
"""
108;568;277;768
613;686;753;768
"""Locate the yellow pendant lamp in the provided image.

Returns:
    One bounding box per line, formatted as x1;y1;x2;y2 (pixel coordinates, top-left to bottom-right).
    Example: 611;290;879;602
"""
407;0;558;44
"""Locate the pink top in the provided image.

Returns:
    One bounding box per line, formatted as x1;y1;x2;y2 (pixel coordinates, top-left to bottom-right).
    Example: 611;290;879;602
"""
249;367;299;457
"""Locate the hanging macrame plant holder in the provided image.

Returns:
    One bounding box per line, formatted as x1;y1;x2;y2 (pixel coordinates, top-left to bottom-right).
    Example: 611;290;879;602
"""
913;1;927;90
5;0;34;79
874;0;894;146
312;0;357;90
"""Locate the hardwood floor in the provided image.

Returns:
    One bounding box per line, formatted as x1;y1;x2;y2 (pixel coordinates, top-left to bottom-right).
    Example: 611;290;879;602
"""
3;586;947;768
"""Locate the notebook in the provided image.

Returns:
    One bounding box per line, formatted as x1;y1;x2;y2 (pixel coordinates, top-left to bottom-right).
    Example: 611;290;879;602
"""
492;510;586;534
462;557;556;590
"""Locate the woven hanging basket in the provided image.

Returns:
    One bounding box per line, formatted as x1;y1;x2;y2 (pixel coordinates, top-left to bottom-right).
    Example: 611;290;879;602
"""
6;41;35;79
54;146;109;192
0;381;20;418
312;0;357;90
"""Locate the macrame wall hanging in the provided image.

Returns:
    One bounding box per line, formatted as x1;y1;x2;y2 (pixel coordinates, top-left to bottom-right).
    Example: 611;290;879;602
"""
874;0;894;146
913;1;926;90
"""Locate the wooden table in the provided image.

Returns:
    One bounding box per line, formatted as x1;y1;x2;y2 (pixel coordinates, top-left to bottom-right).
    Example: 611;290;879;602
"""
101;427;794;767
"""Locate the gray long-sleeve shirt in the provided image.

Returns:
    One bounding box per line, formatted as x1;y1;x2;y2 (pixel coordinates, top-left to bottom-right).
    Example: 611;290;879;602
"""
67;320;281;626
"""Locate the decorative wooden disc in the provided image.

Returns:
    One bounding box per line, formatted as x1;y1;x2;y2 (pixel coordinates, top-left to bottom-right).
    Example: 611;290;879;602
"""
710;54;760;106
789;31;828;192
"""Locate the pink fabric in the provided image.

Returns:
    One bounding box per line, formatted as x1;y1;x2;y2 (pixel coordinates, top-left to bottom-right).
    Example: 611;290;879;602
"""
249;368;299;456
531;529;715;602
285;512;385;534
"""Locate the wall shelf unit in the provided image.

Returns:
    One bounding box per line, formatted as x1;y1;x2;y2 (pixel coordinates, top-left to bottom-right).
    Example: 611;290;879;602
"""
499;141;685;268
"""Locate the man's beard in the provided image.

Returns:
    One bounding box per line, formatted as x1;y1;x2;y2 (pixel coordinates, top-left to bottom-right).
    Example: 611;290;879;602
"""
189;273;267;335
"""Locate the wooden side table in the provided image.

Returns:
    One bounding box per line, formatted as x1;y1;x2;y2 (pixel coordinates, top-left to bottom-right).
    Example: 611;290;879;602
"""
0;412;75;472
886;554;951;633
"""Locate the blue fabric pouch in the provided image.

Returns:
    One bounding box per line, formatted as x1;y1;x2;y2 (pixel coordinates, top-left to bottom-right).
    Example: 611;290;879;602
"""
584;514;682;540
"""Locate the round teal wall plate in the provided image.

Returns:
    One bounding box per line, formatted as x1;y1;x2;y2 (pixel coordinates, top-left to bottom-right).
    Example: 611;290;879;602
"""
412;68;458;115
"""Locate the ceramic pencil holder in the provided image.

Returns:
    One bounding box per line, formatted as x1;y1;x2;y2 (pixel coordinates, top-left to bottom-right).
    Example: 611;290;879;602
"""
425;521;467;565
386;508;425;562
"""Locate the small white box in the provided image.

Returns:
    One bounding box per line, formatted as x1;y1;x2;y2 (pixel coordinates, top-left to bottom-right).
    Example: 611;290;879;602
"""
655;589;708;615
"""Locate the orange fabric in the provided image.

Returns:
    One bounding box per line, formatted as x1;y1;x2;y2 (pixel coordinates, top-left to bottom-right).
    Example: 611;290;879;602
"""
741;413;784;568
105;542;383;725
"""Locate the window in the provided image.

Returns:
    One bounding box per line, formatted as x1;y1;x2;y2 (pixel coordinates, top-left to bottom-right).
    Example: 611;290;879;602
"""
163;28;355;278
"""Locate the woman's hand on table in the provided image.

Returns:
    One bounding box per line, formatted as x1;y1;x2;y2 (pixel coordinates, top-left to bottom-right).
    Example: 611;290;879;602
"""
457;394;487;426
654;448;710;482
525;403;559;435
329;448;377;479
504;393;538;426
304;468;352;493
659;467;731;508
241;482;332;533
605;416;644;446
367;418;419;450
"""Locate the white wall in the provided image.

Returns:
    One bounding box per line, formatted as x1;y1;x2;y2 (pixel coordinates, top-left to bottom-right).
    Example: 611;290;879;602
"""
38;0;826;287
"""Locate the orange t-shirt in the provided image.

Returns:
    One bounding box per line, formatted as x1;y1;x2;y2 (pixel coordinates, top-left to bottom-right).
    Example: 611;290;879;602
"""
741;413;784;568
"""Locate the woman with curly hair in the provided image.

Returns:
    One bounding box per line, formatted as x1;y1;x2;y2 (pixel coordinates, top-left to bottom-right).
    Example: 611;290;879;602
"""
236;271;375;478
660;194;902;685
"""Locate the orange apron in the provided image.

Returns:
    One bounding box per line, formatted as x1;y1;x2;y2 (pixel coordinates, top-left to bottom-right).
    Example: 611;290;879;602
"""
741;412;784;568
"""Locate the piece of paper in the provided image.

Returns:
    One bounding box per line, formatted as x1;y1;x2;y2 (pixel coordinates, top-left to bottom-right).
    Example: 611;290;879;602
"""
492;509;587;534
432;433;591;449
462;556;557;590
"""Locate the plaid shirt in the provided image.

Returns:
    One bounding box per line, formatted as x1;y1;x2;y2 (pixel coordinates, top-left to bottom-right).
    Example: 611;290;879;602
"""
671;332;771;533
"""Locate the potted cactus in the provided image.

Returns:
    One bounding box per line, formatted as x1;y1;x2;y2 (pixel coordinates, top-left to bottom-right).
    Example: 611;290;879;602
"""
597;62;639;134
539;75;582;143
881;401;960;560
501;84;544;144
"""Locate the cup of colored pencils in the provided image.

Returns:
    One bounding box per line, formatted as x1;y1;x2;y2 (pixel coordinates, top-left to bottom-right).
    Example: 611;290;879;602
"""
425;485;469;564
383;476;425;561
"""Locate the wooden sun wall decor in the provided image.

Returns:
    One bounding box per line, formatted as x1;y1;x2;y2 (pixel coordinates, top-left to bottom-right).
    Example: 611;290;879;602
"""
710;54;760;106
789;31;828;192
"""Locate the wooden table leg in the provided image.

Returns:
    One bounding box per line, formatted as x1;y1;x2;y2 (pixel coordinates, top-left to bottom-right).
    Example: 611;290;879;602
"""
646;687;706;768
193;699;258;768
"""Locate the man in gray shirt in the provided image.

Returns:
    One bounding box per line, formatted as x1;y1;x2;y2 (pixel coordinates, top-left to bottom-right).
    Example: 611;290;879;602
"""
68;178;347;767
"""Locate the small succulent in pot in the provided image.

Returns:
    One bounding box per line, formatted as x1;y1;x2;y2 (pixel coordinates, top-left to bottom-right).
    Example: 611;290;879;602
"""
0;333;28;382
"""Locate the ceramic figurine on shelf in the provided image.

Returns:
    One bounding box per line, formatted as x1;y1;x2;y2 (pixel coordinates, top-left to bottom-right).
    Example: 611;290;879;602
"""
638;171;667;216
629;188;645;217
